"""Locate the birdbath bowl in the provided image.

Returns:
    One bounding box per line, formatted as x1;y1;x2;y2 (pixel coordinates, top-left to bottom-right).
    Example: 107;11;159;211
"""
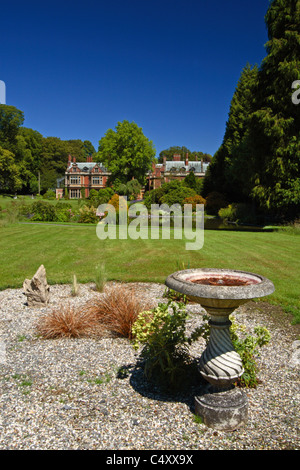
165;268;275;430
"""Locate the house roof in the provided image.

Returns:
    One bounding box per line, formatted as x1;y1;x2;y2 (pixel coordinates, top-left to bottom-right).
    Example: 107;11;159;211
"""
66;162;109;173
165;161;209;172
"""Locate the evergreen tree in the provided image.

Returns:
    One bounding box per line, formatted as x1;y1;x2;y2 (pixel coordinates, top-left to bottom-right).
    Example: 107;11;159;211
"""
202;64;259;201
204;0;300;220
247;0;300;218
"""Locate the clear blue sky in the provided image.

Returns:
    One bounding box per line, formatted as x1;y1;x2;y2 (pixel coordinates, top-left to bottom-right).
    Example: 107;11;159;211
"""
1;0;271;159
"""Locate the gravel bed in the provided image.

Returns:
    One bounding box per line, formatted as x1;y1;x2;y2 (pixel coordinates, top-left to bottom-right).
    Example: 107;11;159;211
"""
0;281;299;451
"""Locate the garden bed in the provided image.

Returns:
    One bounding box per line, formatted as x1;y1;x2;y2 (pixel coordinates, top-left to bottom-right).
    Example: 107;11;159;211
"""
0;282;299;450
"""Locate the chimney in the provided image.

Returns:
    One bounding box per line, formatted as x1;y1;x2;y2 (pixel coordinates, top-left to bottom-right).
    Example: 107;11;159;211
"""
195;154;198;161
163;155;167;166
173;154;181;161
73;156;76;163
68;154;72;167
185;153;189;166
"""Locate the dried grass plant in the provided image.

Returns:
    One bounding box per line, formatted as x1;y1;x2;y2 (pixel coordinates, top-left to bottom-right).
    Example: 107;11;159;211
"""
36;303;102;339
85;286;152;340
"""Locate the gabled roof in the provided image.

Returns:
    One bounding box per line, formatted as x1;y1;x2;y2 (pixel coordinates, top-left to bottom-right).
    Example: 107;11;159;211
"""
164;161;209;172
67;162;109;173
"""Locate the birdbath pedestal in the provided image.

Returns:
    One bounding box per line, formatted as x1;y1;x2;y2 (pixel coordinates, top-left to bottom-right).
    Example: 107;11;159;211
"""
165;268;274;431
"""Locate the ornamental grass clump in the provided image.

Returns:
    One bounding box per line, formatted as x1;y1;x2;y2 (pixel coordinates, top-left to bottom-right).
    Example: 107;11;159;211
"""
85;286;150;340
36;304;101;339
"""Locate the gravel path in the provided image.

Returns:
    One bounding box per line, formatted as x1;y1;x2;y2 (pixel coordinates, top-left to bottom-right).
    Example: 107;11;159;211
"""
0;281;299;450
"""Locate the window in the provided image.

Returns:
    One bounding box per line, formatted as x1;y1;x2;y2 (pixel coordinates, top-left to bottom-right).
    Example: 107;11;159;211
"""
70;189;80;199
92;176;103;185
70;176;81;184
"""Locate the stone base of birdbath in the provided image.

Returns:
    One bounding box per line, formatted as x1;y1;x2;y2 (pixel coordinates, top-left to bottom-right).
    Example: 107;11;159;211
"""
195;385;248;431
165;268;275;431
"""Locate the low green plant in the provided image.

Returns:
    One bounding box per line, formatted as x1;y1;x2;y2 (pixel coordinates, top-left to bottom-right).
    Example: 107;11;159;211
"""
132;301;270;390
230;315;271;388
163;287;188;304
94;263;106;292
132;301;208;390
71;274;79;296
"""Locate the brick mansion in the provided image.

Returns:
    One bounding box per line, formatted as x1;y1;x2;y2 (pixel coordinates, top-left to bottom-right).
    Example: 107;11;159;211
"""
58;153;210;199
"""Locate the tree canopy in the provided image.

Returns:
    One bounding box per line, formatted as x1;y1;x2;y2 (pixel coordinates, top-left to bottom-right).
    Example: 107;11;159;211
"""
203;0;300;220
97;120;156;185
158;146;212;163
0;104;96;194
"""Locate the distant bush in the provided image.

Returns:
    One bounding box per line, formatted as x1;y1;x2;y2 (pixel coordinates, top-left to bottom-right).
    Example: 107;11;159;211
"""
55;201;72;210
218;204;237;222
161;186;196;207
85;187;114;208
183;194;206;211
43;189;56;200
78;205;98;223
205;191;228;215
218;203;257;225
54;207;75;222
30;201;56;221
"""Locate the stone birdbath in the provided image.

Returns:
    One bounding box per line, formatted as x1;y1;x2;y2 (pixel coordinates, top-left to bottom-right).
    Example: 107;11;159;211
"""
165;268;275;431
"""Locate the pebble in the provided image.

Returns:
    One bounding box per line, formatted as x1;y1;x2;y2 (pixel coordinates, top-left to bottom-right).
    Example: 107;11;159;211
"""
0;281;299;450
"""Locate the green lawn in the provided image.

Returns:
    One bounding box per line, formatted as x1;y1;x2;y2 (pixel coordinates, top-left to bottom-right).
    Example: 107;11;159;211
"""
0;222;299;323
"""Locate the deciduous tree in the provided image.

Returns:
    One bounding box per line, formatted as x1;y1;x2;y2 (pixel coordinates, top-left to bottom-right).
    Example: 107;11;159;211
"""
97;120;156;185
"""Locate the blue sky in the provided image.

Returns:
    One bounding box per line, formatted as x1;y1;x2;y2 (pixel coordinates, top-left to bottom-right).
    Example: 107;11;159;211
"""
1;0;271;159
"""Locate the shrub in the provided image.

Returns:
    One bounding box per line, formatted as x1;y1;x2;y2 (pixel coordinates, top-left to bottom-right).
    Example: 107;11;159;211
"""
43;189;56;200
36;304;101;339
183;194;206;211
56;201;72;209
108;194;128;212
89;188;98;200
218;204;237;222
86;286;151;340
205;191;228;215
78;205;98;223
30;201;56;221
97;187;114;204
218;203;257;225
132;301;207;390
161;187;196;207
230;316;271;388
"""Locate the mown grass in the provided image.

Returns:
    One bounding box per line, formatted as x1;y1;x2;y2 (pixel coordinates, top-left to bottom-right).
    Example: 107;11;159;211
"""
0;222;299;323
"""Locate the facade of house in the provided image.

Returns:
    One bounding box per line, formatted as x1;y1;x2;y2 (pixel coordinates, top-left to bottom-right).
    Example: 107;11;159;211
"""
64;154;110;199
62;152;210;199
146;153;210;191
